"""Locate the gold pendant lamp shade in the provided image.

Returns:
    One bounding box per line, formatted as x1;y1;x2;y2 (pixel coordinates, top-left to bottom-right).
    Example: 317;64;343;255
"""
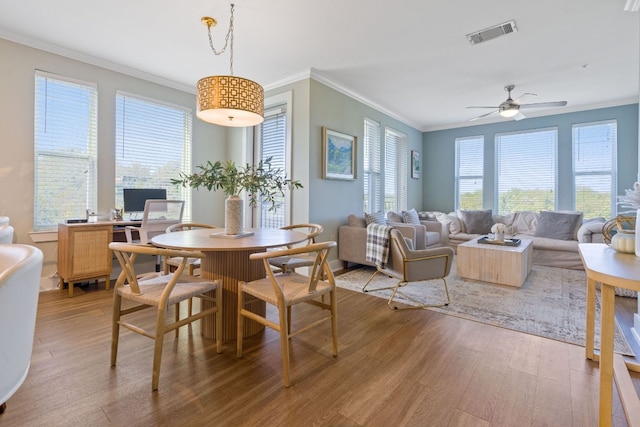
197;4;264;127
196;75;264;127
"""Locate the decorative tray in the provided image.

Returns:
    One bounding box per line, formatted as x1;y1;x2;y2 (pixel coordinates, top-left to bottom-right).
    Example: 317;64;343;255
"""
477;236;521;246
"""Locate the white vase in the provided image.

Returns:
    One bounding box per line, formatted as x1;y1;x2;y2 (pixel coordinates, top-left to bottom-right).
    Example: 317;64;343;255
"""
495;231;504;242
225;195;243;235
635;209;640;257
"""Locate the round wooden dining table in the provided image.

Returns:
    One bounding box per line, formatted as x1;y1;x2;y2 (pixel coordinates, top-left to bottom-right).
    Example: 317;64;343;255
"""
151;227;307;341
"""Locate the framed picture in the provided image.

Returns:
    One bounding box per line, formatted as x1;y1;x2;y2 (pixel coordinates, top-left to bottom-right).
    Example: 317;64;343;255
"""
411;150;421;179
322;127;357;180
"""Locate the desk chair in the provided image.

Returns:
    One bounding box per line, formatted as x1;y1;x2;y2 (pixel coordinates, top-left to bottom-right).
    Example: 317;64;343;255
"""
109;242;222;391
267;223;323;274
363;228;455;310
237;241;338;387
124;199;184;271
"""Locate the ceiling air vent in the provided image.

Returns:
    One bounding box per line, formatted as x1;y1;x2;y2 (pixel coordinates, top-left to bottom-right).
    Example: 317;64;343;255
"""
467;20;517;45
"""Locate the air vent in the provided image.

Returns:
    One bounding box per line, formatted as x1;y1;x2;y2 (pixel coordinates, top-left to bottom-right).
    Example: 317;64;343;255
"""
467;20;517;45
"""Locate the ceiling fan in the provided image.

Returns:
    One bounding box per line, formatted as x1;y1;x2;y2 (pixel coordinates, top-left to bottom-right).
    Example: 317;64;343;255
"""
467;85;567;121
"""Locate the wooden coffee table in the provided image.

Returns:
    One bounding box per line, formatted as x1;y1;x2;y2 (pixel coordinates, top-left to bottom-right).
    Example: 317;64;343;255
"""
456;237;533;287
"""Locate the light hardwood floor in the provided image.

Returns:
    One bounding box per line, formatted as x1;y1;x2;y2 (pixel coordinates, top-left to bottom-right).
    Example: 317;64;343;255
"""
1;281;639;426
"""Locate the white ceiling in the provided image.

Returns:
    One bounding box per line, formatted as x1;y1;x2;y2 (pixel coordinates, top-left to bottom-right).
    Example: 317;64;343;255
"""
0;0;638;131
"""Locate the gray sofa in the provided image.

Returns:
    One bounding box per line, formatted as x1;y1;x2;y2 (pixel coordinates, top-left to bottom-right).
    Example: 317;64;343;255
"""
338;212;443;268
434;210;606;270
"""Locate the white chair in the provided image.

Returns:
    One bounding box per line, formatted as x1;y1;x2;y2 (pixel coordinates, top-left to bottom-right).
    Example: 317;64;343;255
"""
124;200;185;245
0;244;43;413
109;242;222;391
0;225;14;244
237;241;338;387
124;200;184;272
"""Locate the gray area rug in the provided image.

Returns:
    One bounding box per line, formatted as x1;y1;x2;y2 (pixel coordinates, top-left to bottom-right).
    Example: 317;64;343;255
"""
336;262;634;356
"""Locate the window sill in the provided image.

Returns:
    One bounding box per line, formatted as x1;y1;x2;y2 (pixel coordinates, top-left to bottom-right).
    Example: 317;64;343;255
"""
29;231;58;243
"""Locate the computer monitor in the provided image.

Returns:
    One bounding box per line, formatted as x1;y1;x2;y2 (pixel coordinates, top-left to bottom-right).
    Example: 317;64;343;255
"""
123;188;167;213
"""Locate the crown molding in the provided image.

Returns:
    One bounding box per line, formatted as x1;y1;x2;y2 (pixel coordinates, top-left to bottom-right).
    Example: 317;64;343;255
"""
0;31;195;94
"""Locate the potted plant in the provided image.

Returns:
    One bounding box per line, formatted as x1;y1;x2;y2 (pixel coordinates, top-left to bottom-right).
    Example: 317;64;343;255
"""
171;157;302;235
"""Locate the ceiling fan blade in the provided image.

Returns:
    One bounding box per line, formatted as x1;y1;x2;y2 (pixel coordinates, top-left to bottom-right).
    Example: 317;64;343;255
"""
513;112;527;121
513;92;537;104
519;101;567;109
470;110;498;121
466;106;499;109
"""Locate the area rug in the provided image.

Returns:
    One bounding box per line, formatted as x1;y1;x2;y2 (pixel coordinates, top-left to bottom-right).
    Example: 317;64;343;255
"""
336;262;634;356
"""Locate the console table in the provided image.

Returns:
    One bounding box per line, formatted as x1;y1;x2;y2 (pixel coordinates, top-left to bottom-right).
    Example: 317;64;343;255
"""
579;243;640;427
57;220;139;297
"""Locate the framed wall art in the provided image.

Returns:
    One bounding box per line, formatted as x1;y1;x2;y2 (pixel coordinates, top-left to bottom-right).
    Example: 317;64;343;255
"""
322;127;357;180
411;150;421;179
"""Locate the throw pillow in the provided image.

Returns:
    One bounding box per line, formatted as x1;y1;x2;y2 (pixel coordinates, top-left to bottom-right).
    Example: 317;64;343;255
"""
402;208;421;224
534;211;583;241
364;211;386;225
386;211;404;223
348;214;367;228
436;212;464;234
458;209;494;234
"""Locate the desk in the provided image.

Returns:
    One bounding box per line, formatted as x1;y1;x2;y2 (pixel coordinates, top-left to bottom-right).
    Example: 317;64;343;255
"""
579;243;640;427
57;220;141;297
151;228;307;341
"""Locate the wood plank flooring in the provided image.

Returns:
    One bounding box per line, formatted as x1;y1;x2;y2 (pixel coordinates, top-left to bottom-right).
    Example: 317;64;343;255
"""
1;281;639;426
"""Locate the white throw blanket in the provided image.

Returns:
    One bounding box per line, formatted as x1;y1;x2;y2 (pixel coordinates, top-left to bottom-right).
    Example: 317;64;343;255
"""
365;224;393;268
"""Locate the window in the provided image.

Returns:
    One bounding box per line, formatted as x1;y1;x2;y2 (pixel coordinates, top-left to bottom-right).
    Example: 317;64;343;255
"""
384;128;408;213
495;128;557;214
363;118;381;214
34;71;98;231
455;136;484;210
115;92;192;220
255;104;289;228
573;120;617;218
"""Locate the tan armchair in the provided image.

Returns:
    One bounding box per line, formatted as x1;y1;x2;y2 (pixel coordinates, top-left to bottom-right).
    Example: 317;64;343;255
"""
363;229;455;310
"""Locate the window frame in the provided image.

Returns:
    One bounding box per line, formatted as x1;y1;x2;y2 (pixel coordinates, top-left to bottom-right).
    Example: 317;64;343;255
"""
455;135;484;210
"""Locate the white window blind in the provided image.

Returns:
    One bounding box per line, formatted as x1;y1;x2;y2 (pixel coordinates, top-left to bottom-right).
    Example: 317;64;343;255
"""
572;120;617;218
115;91;192;220
384;128;408;213
34;71;98;231
495;128;557;214
258;106;287;228
455;136;484;210
363;118;381;214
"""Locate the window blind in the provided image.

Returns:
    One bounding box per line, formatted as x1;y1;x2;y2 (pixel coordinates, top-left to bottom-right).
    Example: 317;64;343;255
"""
455;136;484;210
495;128;557;214
34;71;98;231
385;128;408;213
572;120;617;217
258;106;287;228
115;92;192;220
363;118;381;214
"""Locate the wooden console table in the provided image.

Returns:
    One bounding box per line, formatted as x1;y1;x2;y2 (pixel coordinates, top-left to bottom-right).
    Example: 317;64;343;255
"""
57;220;139;297
579;243;640;427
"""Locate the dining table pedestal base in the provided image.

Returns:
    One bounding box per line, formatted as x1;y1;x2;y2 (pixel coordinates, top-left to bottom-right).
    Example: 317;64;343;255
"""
200;249;266;341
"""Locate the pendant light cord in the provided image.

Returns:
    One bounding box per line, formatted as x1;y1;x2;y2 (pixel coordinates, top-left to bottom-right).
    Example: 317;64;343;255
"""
206;4;235;75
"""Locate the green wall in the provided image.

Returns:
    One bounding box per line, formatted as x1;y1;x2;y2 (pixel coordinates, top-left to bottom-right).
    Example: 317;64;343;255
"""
422;104;639;215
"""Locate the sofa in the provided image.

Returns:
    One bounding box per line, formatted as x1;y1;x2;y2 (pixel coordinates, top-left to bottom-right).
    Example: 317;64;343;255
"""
338;210;443;268
434;209;606;270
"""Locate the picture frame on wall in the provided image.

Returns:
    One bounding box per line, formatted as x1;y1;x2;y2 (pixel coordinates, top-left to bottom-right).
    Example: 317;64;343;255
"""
322;127;357;180
411;150;421;179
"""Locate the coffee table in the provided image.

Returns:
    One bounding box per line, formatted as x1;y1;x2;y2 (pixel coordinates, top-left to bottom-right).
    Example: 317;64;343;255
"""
456;237;533;287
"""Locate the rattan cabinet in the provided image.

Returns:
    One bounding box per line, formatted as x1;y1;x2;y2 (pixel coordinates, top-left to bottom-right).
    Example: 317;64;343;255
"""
57;222;114;297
